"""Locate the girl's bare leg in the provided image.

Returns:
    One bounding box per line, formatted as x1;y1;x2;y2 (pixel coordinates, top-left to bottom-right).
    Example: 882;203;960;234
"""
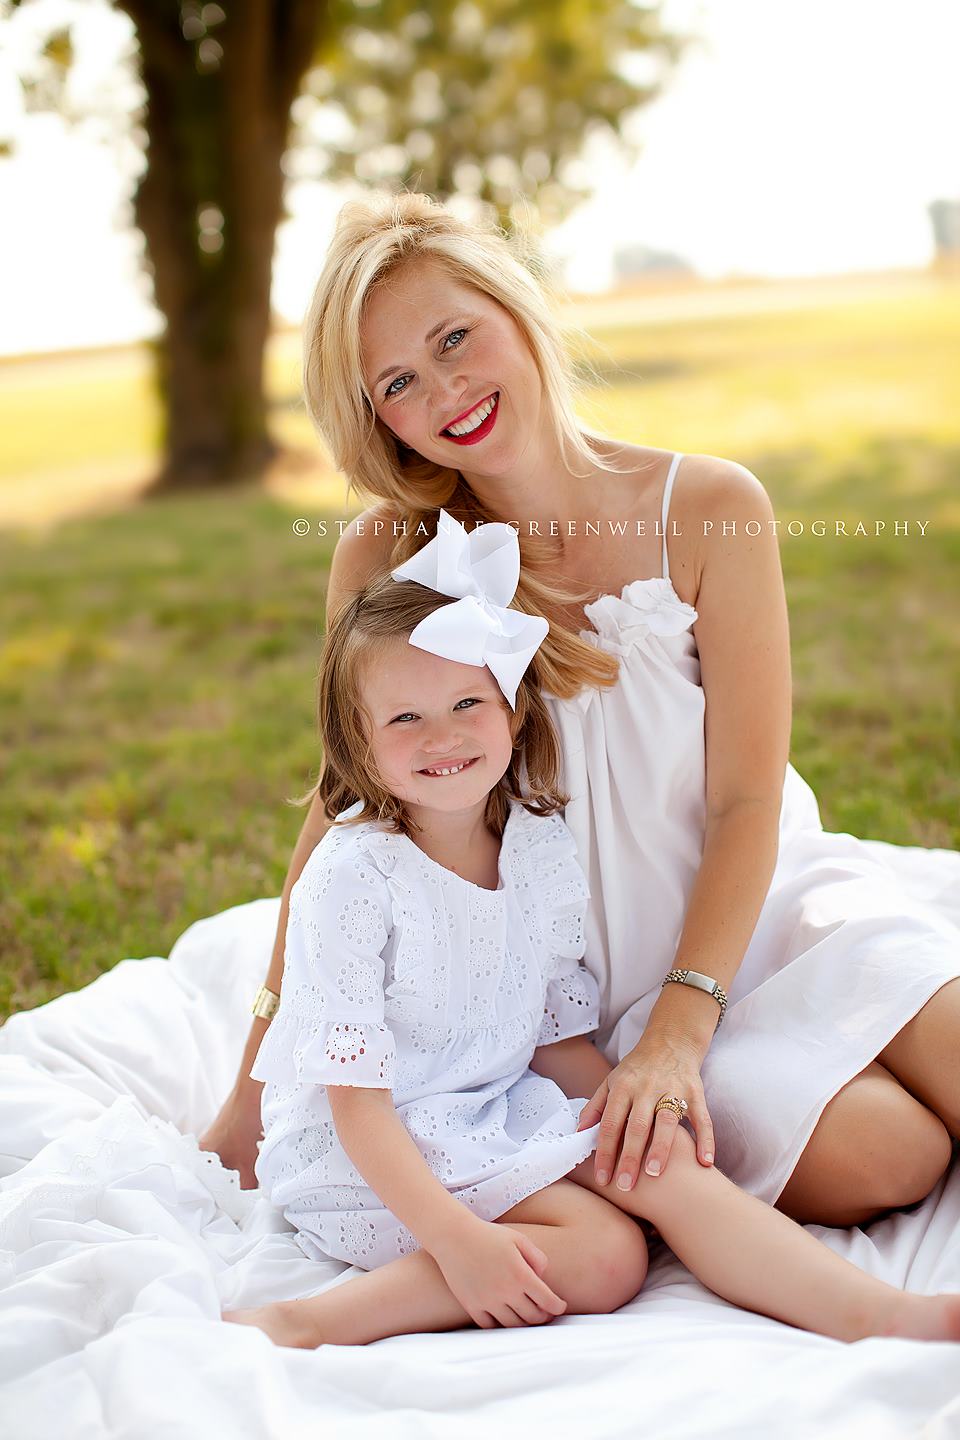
223;1179;648;1348
568;1125;960;1344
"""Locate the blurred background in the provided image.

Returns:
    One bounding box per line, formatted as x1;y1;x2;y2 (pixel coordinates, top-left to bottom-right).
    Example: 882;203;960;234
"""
1;0;958;1017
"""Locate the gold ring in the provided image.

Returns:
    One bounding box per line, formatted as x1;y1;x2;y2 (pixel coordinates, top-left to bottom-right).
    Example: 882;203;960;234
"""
653;1094;688;1121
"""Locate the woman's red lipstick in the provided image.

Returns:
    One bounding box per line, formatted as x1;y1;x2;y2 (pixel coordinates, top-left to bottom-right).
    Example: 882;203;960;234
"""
441;393;500;446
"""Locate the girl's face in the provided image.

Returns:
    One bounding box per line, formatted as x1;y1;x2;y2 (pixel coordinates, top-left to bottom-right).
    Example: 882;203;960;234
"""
360;636;515;817
360;259;543;475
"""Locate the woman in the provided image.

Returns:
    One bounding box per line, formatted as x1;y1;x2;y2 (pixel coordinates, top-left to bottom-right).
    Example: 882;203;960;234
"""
201;191;960;1228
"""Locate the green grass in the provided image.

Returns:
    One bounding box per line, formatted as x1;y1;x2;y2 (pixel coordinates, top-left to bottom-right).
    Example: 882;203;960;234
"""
1;271;958;1019
0;490;337;1015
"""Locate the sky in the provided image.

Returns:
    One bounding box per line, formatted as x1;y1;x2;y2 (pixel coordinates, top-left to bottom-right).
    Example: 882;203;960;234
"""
1;0;958;355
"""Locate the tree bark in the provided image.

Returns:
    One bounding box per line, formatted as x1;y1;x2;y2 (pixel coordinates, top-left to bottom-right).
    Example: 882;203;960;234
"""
117;1;326;491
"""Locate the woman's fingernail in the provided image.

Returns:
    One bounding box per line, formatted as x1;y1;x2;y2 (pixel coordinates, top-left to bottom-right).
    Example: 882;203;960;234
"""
646;1159;661;1176
704;1152;713;1164
616;1173;632;1190
596;1170;609;1186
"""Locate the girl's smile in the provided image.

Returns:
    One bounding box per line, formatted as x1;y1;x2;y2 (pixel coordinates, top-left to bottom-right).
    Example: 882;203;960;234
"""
361;637;515;829
418;755;482;777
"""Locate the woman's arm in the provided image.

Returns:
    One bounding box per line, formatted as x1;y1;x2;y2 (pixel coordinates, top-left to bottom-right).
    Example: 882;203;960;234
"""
583;458;792;1188
646;458;791;1054
209;791;333;1156
197;509;400;1184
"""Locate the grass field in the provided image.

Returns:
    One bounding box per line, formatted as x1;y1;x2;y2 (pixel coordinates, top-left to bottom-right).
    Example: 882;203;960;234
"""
1;268;958;1019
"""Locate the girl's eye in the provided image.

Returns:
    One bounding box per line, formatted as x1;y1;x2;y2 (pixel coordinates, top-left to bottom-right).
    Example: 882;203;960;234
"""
390;699;477;722
383;328;468;399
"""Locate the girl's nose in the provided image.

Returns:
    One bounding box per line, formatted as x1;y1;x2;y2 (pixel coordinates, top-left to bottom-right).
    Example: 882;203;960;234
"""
421;719;461;752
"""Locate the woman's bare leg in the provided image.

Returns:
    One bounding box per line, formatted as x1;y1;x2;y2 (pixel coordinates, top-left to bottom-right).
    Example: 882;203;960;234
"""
775;1061;954;1226
568;1125;960;1344
223;1179;648;1348
877;978;960;1137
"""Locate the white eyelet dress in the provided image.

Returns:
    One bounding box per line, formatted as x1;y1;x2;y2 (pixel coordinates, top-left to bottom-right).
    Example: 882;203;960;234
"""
543;450;960;1205
250;802;603;1270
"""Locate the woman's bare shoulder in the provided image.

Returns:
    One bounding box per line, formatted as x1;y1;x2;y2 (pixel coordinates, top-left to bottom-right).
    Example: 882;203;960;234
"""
594;441;769;513
667;453;775;604
674;452;772;514
327;501;403;620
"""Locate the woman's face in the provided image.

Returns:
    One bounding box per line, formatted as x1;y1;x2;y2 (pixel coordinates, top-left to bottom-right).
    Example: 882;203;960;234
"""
360;259;543;474
360;636;515;818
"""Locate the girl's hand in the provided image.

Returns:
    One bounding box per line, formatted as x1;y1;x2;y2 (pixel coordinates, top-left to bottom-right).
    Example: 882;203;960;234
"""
575;1028;715;1189
430;1220;568;1329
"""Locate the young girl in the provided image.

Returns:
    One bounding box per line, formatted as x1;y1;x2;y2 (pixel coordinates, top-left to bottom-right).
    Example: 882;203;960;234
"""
224;514;960;1350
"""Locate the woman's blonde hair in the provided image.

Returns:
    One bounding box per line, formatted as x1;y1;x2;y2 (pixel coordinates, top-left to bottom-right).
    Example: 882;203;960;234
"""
317;573;567;838
302;189;633;699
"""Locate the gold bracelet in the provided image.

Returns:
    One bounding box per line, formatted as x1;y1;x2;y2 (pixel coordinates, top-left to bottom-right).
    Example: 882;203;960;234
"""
661;968;727;1027
251;984;280;1021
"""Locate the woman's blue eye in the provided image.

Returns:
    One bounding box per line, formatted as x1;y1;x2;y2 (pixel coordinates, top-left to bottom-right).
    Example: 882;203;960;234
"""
455;697;479;710
383;328;468;399
391;713;417;723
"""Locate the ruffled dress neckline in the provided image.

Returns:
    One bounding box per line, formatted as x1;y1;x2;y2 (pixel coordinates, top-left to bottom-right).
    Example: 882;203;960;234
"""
581;576;699;649
360;799;538;898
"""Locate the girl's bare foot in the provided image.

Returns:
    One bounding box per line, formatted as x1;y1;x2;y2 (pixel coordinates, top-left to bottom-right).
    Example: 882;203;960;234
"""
879;1293;960;1343
222;1301;320;1349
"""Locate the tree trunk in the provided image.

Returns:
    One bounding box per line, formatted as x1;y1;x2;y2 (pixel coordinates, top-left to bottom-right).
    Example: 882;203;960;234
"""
117;1;326;491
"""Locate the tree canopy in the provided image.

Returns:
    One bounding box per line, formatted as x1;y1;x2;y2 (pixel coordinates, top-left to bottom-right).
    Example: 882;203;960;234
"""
2;0;684;487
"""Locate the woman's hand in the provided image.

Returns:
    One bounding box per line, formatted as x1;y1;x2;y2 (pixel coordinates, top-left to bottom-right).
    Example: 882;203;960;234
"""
575;1028;715;1189
198;1082;265;1190
430;1219;568;1329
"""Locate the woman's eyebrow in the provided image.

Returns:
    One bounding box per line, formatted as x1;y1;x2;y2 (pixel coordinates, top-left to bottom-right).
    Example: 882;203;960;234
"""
373;314;470;387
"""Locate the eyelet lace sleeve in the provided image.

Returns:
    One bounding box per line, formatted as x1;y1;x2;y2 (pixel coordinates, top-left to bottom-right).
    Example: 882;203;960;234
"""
249;833;397;1089
529;814;601;1047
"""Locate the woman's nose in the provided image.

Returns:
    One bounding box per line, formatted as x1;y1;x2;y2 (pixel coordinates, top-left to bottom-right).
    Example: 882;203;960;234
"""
427;374;469;416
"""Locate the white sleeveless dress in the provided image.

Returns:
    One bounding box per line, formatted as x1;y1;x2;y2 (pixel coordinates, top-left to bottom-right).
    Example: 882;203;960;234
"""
543;451;960;1205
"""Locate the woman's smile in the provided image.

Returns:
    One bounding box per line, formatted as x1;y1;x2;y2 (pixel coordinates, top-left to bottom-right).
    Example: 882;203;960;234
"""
439;392;500;445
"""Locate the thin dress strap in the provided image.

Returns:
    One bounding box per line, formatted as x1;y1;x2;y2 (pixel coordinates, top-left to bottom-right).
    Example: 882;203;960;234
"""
660;452;684;581
662;452;682;581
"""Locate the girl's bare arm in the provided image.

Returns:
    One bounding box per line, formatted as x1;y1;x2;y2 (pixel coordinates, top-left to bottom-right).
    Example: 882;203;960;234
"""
327;1087;480;1253
327;1087;570;1328
529;1033;614;1100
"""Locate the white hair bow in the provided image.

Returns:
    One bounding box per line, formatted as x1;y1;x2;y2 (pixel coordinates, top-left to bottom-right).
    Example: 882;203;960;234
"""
391;509;548;709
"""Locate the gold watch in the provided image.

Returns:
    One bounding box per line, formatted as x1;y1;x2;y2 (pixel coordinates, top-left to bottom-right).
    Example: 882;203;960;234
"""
251;984;280;1021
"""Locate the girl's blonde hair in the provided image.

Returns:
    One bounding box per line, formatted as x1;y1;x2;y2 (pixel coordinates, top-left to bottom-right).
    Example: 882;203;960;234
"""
318;573;567;838
302;189;633;699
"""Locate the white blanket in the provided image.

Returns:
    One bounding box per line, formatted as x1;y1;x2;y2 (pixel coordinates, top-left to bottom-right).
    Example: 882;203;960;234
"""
1;897;958;1440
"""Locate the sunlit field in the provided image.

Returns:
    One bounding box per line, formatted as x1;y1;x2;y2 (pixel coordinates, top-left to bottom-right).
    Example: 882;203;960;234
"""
1;268;958;1017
